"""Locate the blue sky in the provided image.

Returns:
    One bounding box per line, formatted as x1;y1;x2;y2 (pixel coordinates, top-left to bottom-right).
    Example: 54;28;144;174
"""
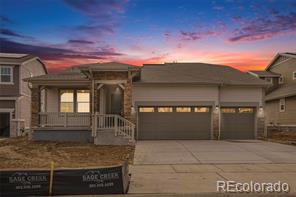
0;0;295;72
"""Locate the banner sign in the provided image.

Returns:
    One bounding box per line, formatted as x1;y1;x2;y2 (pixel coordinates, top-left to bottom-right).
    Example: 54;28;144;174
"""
53;162;129;195
0;170;50;196
0;161;130;196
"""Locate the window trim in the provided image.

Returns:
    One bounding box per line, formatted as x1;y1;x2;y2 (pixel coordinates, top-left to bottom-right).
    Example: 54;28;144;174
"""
176;107;191;112
59;89;75;113
279;98;285;112
293;71;296;80
157;107;173;112
0;66;14;84
194;107;210;113
76;90;90;113
59;89;90;113
139;107;155;113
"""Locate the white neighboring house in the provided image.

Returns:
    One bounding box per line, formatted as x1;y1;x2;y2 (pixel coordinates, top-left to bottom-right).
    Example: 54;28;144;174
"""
0;53;47;137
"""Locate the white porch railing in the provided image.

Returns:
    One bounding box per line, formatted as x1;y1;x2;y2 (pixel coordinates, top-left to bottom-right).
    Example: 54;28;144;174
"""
39;112;91;127
95;113;135;141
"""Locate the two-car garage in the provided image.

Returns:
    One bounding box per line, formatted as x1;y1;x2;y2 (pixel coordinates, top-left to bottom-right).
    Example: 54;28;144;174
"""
137;106;212;140
137;106;256;140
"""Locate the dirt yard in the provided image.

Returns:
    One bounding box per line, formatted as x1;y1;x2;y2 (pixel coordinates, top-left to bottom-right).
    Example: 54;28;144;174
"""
0;137;134;169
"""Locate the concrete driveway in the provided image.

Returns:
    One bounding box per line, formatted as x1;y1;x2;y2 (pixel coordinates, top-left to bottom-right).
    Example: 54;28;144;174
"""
134;140;296;164
130;140;296;194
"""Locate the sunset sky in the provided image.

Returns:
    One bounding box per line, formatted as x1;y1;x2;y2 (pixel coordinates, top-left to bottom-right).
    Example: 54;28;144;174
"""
0;0;295;72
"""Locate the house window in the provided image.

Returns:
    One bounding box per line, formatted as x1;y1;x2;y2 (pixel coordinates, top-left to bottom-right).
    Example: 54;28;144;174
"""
293;71;296;80
238;108;254;113
60;90;74;112
194;107;210;112
221;108;236;113
0;66;13;83
60;90;90;113
77;90;90;112
279;98;285;112
157;107;173;112
139;107;154;112
176;107;191;112
279;76;284;84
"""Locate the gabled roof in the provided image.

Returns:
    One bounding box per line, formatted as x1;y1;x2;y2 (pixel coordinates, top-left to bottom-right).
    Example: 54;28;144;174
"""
248;70;281;77
73;62;138;71
266;52;296;71
136;63;268;86
265;84;296;101
24;69;88;82
26;62;138;82
0;53;48;74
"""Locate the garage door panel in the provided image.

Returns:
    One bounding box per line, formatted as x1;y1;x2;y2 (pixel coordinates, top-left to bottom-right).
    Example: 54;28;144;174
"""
138;106;211;140
221;108;255;140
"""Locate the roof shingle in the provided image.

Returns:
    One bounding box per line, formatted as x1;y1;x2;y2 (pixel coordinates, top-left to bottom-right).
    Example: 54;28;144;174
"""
136;63;268;86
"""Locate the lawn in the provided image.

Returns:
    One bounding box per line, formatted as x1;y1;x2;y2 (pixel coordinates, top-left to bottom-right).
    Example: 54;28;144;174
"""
0;136;134;169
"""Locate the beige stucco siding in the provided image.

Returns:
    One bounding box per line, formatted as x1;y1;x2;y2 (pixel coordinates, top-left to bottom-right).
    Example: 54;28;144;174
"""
269;58;296;84
266;96;296;125
18;59;46;128
220;87;264;104
132;85;219;105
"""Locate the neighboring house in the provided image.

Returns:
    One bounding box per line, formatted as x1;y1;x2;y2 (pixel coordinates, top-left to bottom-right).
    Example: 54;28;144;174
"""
248;52;296;132
26;62;268;144
0;53;47;137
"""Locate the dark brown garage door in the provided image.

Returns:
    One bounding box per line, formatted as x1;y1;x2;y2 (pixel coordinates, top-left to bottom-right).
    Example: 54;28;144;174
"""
138;106;212;140
221;107;255;139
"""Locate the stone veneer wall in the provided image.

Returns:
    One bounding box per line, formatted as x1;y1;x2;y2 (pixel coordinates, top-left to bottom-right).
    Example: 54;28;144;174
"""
31;86;40;128
212;112;219;140
256;117;265;139
93;71;133;120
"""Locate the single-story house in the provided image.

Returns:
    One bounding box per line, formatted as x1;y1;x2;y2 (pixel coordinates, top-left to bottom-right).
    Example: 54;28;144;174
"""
26;62;268;144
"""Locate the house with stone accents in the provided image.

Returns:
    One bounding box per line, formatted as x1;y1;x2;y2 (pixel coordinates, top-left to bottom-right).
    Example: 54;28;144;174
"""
25;62;268;144
0;53;47;138
248;52;296;133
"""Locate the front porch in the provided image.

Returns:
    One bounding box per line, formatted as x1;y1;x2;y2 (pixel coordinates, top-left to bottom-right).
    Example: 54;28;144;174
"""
28;64;139;144
35;112;135;144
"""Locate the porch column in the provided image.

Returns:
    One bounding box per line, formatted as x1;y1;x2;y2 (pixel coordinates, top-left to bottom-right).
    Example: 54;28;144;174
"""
123;76;132;120
31;84;40;128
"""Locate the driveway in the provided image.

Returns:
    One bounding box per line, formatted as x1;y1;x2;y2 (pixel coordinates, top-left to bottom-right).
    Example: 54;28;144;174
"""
130;140;296;194
134;140;296;164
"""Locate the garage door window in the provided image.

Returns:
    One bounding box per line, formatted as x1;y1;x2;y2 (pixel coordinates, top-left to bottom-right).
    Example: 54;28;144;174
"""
221;108;236;113
139;107;154;112
176;107;191;112
194;107;210;112
238;108;253;113
158;107;173;112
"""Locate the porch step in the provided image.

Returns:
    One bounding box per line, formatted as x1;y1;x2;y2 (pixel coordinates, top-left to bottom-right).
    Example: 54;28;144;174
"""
94;130;134;145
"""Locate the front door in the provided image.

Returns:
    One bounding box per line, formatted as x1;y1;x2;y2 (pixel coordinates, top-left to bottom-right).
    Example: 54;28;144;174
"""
111;92;123;115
